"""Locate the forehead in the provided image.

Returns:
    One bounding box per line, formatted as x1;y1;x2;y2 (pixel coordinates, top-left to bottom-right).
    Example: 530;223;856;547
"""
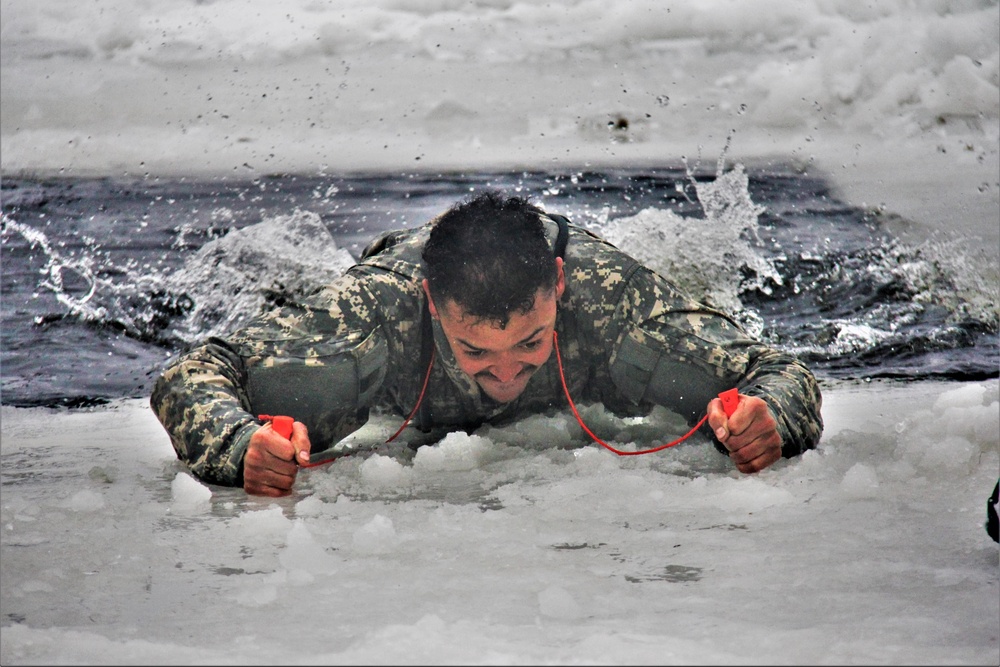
439;291;557;342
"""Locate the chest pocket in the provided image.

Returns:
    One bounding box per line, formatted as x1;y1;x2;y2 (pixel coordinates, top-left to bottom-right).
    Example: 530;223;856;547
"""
244;329;387;449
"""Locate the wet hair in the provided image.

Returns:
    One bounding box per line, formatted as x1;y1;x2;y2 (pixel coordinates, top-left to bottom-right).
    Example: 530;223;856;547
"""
422;191;559;327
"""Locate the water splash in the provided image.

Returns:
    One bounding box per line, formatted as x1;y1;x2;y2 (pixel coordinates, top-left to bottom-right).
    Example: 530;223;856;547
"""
599;162;778;336
593;158;996;373
164;209;355;342
2;209;356;345
2;215;176;335
2;217;101;316
774;232;999;368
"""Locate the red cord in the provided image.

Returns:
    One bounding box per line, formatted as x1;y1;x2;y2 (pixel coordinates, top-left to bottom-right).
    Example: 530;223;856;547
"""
258;346;436;468
299;455;335;469
288;347;435;467
552;330;709;456
385;347;436;443
280;330;715;463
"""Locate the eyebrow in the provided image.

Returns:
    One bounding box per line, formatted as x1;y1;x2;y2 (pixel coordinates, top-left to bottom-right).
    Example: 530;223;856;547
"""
456;325;547;352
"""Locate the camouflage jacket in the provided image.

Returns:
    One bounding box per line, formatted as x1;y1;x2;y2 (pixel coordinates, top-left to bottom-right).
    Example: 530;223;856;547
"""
151;215;823;486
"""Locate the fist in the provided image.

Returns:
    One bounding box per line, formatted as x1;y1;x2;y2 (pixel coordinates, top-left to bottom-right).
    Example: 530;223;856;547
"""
707;394;782;474
242;420;311;496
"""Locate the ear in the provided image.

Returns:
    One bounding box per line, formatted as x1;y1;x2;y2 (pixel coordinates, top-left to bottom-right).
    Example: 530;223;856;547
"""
554;257;566;300
421;279;440;319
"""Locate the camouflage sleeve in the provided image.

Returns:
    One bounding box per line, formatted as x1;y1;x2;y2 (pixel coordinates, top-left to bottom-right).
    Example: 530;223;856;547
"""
608;266;823;458
735;343;824;458
150;270;393;487
150;338;257;487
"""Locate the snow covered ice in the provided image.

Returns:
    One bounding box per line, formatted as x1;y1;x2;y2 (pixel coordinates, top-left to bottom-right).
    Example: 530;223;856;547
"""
1;0;998;664
1;381;998;664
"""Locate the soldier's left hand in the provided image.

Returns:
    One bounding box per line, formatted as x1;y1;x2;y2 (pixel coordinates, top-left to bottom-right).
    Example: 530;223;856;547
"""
707;394;782;473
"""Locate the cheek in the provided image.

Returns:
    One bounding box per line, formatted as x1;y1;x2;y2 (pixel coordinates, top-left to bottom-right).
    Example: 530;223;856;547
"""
454;356;489;377
524;342;554;367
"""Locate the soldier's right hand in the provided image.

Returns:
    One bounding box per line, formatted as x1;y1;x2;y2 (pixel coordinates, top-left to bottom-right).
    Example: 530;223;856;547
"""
243;420;311;497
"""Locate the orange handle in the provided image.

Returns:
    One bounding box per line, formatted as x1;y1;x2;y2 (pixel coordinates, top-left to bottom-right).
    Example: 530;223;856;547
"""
258;414;294;439
718;389;739;418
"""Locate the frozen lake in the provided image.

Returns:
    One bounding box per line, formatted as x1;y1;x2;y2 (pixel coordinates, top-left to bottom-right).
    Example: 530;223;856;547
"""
2;0;997;664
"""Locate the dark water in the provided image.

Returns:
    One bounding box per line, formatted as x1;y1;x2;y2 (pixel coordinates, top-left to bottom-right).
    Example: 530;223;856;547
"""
2;165;997;408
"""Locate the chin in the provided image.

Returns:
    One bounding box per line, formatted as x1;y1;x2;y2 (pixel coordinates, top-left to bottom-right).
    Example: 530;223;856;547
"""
479;381;529;404
482;389;521;404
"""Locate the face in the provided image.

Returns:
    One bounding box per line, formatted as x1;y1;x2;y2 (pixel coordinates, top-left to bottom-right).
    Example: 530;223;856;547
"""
423;258;564;404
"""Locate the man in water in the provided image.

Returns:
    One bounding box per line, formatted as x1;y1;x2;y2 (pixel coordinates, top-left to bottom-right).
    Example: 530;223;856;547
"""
151;192;823;496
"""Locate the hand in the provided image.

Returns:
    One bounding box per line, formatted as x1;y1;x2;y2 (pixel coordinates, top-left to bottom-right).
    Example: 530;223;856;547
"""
243;420;311;496
707;394;782;474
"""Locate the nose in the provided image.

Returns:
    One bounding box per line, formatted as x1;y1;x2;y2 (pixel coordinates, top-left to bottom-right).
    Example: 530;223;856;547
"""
489;358;522;383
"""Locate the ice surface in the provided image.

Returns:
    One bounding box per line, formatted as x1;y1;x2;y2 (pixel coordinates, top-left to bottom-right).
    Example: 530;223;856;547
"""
1;380;998;664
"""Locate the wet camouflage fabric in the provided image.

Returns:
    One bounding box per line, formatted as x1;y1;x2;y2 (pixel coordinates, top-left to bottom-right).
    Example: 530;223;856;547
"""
151;215;823;486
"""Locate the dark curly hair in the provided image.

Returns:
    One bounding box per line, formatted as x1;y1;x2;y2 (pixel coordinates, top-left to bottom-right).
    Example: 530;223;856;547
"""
422;191;559;327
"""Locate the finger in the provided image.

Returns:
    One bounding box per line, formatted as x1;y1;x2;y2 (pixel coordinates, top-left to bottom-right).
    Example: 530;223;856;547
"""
257;424;298;463
245;435;299;478
290;420;311;465
725;397;776;441
243;456;298;495
244;478;293;497
706;397;731;443
243;467;296;496
731;444;781;474
261;446;300;478
243;452;299;488
727;428;782;473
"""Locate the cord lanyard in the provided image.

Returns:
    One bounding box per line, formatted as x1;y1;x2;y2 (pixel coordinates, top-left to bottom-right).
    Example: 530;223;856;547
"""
260;330;736;464
552;331;728;456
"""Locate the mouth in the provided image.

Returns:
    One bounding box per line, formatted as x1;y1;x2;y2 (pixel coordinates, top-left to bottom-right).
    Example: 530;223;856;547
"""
475;366;536;398
477;365;536;384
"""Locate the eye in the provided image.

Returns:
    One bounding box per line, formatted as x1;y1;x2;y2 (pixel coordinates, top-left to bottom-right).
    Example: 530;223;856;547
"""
519;339;542;351
462;348;486;359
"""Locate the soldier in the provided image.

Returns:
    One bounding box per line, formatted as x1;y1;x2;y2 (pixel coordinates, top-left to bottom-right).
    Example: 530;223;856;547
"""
151;191;823;497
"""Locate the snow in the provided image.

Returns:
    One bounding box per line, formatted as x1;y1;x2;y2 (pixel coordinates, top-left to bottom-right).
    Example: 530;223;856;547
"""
170;472;213;511
1;0;998;664
1;380;998;664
